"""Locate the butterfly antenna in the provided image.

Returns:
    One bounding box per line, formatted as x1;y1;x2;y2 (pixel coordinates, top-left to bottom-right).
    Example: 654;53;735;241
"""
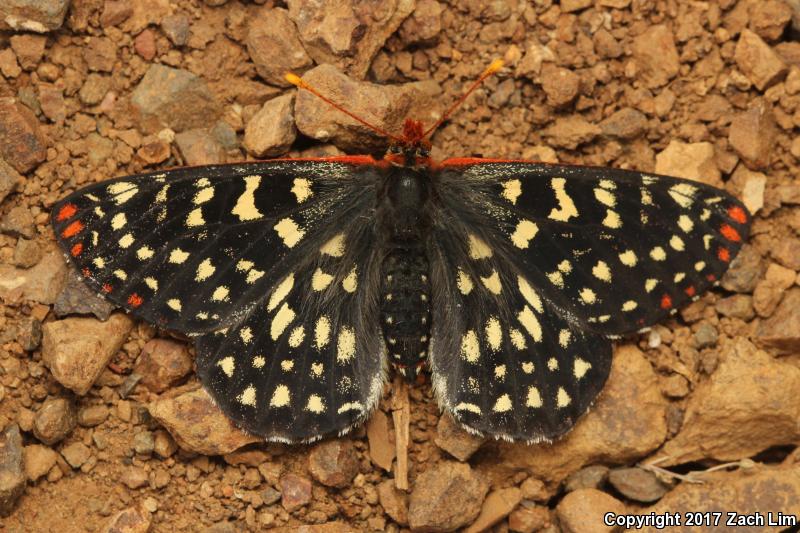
421;58;505;139
285;73;405;144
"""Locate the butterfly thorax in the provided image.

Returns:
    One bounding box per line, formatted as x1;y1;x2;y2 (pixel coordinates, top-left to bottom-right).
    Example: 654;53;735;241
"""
378;165;432;380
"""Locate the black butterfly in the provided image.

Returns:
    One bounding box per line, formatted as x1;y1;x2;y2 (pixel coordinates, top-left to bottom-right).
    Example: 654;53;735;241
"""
51;65;750;444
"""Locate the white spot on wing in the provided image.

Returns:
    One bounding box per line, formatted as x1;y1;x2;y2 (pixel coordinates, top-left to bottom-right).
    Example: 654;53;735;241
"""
267;273;295;311
291;178;313;203
270;303;295;340
511;219;538;248
548;177;578;222
274;218;304;248
270;384;290;407
337;326;356;363
468;234;493;259
232;175;263;221
218;357;234;377
460;330;480;363
492;394;512;412
502;179;522;204
320;233;345;257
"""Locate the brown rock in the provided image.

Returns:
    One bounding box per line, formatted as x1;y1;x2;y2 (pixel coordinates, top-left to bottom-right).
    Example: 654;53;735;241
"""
78;405;110;427
120;466;149;489
61;442;92;468
593;28;622;59
23;444;58;481
79;73;112;106
757;288;800;353
136;138;171;165
654;338;800;465
607;467;668;503
729;101;777;170
515;40;556;79
0;206;34;239
83;37;117;72
175;129;226;166
771;238;800;271
632;25;680;88
378;479;408;526
42;313;134;395
556;489;625;533
540;63;580;107
102;505;151;533
53;270;115;320
542;116;601;149
464;487;522;533
135;339;193;394
153;430;178;458
0;98;47;173
750;0;792;41
753;280;785;318
654;141;720;185
0;0;69;32
161;15;190;46
33;398;77;446
286;0;415;78
268;523;357;533
434;414;485;462
308;439;359;488
398;0;444;45
134;29;157;61
560;0;592;13
715;294;755;320
600;108;648;140
508;505;550;533
294;64;441;152
148;387;260;455
735;29;788;91
100;0;133;27
366;409;394;471
9;34;46;70
564;465;609;492
408;461;489;532
280;473;312;512
496;345;667;485
38;84;65;123
246;7;313;87
0;158;21;205
640;465;800;533
0;425;25;517
243;93;297;158
0;49;21;78
721;244;763;293
13;238;42;269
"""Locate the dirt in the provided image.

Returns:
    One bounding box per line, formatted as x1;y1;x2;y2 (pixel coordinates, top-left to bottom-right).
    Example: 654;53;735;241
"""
2;0;800;532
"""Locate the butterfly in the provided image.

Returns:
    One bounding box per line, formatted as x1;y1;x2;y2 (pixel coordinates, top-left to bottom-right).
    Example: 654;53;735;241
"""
51;61;750;443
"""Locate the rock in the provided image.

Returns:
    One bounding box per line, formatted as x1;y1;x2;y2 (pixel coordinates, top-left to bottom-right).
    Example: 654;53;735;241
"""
148;387;260;455
0;0;69;32
100;0;133;27
728;101;777;171
0;158;21;205
753;279;786;318
246;7;313;87
721;244;763;293
540;64;580;107
639;465;800;533
434;414;486;462
0;206;34;239
308;439;359;488
757;288;800;353
286;0;415;78
294;64;441;152
120;466;149;489
0;246;66;304
133;29;157;61
600;108;648;140
42;313;134;395
607;467;668;503
542;116;601;149
693;323;719;349
366;409;394;471
153;430;178;458
508;505;550;533
53;271;116;320
161;14;190;46
463;487;522;533
519;477;549;501
280;473;312;512
750;0;793;41
33;397;77;445
79;74;111;106
61;441;92;468
83;37;117;73
78;405;110;427
715;294;755;320
408;461;489;532
736;166;767;215
378;479;408;526
632;25;680;88
134;339;193;394
496;345;667;486
0;49;21;78
560;0;592;13
771;238;800;271
0;425;25;517
654;141;720;185
102;505;151;533
0;98;47;173
132;431;155;456
9;34;46;70
653;338;800;465
734;29;788;91
269;523;357;533
594;28;623;59
564;465;609;492
175;129;225;166
398;0;444;45
515;40;556;79
556;489;625;533
12;238;42;268
22;444;58;481
243;93;297;158
131;64;222;134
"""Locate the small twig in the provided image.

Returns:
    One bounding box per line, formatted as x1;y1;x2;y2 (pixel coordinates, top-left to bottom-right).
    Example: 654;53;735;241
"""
391;376;410;491
639;457;757;485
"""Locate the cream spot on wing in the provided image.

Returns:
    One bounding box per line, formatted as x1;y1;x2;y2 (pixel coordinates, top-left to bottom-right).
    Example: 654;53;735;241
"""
167;298;181;311
641;187;653;206
270;303;295;340
558;260;572;273
548;177;578;222
239;385;257;406
144;277;158;290
291;178;313;203
195;178;210;188
579;288;597;304
521;361;534;374
468;234;493;259
93;257;105;269
246;269;264;284
118;233;134;248
217;357;234;377
594;187;616;207
485;317;502;351
602;209;621;228
548;357;559;370
267;273;295;311
559;329;571;347
237;260;254;271
136;246;154;260
574;358;592;379
306;394;325;413
311;362;323;377
547;270;564;288
337;402;363;414
186;207;205;227
481;270;502;294
599;179;616;189
492;394;512;413
511;219;538;248
622;300;638;311
240;327;253;344
460;330;480;363
695;261;706;271
510;328;526;350
270;384;290;407
619;250;638;267
502;179;522;204
280;360;294;371
518;306;542;342
703;234;713;250
670;235;685;251
253;356;266;368
700;209;711;221
678;214;694;232
669;182;697;208
342;266;357;293
288;326;305;348
593;260;612;281
193;186;214;204
518;276;543;312
274;217;304;248
320;233;345;257
114;269;127;280
315;316;331;348
650;246;666;261
232;175;263;221
311;268;333;291
526;387;543;408
674;272;685;283
94;207;105;218
645;279;658;292
454;403;481;414
169;248;189;264
108;182;138;204
457;269;473;295
556;387;571;408
337;326;356;363
155;184;169;203
211;286;229;301
494;364;506;380
196;258;215;281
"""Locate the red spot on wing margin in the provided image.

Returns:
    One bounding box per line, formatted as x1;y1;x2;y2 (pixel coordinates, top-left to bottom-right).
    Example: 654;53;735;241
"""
660;294;673;309
127;293;143;308
56;203;78;222
61;220;84;238
70;243;83;257
720;223;741;242
718;247;731;262
728;205;748;224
